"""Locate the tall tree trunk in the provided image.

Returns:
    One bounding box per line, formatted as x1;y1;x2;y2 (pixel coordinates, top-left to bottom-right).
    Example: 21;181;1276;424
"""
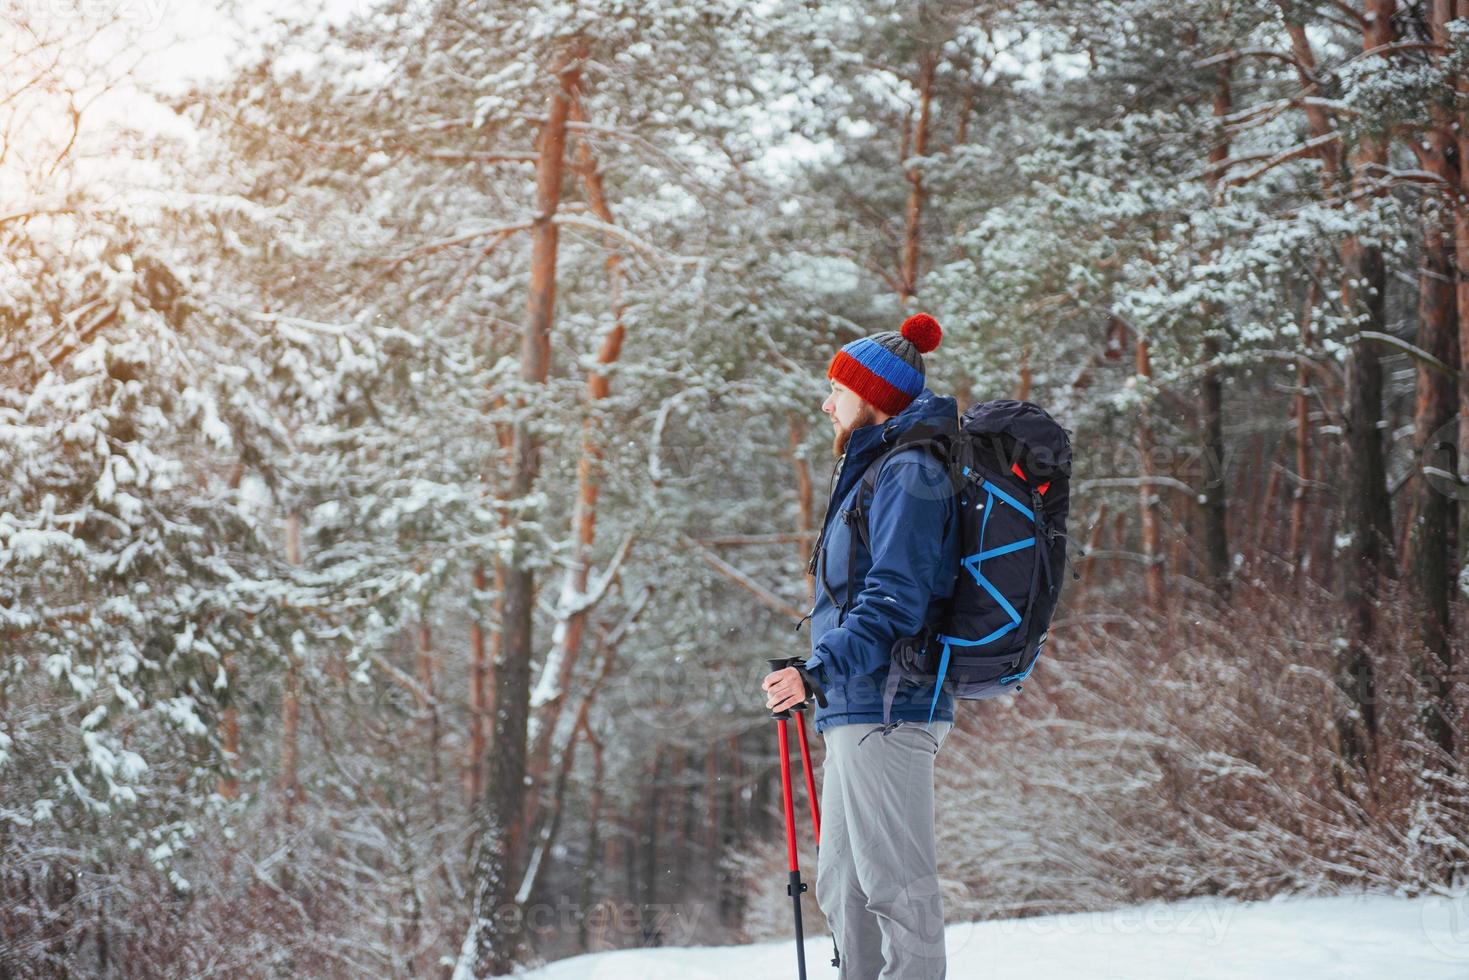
1282;16;1346;589
465;49;581;979
1136;333;1165;608
1111;510;1127;585
899;53;937;303
467;406;514;806
417;620;443;823
702;747;719;857
218;461;245;804
667;748;688;912
466;562;490;804
1335;0;1397;772
519;709;582;920
279;510;304;821
517;599;637;907
1289;275;1320;577
1458;0;1469;571
1199;66;1233;600
522;92;626;835
1256;444;1285;558
639;748;665;941
1406;0;1457;769
576;711;607;954
718;732;745;929
1068;503;1107;610
789;413;816;599
954;376;974;410
1410;202;1456;760
1241;433;1268;555
218;656;240;802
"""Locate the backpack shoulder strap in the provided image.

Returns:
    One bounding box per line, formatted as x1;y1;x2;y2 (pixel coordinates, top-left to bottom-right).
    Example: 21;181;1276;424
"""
852;426;957;553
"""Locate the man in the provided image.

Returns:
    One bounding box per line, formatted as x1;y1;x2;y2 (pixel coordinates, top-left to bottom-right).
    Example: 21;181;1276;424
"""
762;312;959;980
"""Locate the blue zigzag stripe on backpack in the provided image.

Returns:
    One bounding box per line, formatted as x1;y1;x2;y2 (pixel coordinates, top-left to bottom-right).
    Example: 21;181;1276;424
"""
838;400;1076;726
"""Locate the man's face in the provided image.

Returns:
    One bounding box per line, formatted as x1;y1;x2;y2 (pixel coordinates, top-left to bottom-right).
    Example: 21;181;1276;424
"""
822;379;879;457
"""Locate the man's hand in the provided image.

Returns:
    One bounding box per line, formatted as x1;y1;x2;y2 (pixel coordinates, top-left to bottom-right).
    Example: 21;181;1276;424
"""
762;666;808;713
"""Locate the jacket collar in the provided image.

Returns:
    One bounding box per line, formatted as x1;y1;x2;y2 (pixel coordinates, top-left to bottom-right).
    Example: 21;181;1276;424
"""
819;387;958;536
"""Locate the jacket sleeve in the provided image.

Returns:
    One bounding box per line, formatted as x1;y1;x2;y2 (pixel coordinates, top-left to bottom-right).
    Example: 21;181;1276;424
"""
804;454;953;688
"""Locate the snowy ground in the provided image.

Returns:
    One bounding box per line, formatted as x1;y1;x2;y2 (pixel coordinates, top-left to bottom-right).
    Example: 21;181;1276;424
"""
517;892;1469;979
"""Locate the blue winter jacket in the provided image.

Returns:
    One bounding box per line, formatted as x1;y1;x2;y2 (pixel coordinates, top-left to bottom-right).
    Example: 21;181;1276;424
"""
803;388;959;733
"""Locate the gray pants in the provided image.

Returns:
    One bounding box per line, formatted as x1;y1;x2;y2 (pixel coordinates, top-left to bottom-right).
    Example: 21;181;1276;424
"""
816;720;952;980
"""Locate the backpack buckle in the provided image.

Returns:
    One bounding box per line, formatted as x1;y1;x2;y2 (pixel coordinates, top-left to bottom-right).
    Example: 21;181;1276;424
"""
891;626;936;673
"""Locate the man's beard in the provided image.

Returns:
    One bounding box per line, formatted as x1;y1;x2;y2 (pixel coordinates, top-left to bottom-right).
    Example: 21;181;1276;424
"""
831;403;878;458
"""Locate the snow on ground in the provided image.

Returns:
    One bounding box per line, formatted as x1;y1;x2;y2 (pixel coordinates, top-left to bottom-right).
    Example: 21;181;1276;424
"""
518;892;1469;978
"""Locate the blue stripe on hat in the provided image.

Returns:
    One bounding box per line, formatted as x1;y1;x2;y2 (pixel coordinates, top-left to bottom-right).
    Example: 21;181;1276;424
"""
842;338;925;397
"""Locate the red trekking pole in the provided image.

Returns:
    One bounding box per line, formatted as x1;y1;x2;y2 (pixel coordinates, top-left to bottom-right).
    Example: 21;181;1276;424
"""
768;657;831;979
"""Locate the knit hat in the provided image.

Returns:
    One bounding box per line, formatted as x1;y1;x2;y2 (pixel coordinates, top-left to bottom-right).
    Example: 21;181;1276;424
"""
826;313;943;417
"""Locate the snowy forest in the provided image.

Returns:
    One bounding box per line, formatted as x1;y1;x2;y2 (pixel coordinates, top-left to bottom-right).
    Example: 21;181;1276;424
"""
5;0;1469;976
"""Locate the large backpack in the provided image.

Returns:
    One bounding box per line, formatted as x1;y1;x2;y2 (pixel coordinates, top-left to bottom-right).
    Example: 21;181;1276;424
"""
824;400;1075;725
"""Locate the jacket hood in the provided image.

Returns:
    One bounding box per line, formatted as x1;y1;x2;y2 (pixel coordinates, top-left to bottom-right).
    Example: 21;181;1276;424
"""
858;387;958;457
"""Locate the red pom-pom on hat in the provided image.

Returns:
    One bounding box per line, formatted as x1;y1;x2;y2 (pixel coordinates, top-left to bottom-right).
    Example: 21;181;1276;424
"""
900;313;942;353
